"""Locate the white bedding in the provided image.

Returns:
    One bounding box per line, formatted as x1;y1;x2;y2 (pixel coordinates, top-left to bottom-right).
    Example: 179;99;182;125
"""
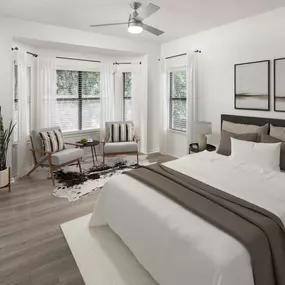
89;152;285;285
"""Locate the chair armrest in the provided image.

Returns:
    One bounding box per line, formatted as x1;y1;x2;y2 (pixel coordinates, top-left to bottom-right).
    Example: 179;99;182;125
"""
134;135;140;143
30;148;52;155
65;142;82;147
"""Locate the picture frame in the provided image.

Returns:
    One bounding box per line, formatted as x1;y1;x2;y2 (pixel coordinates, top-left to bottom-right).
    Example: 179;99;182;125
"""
234;60;270;111
274;58;285;112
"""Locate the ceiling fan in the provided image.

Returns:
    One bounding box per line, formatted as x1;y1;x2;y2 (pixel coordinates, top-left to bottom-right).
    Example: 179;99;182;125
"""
90;2;164;36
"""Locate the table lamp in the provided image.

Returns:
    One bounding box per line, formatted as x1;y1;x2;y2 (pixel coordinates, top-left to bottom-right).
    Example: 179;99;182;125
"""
194;121;212;151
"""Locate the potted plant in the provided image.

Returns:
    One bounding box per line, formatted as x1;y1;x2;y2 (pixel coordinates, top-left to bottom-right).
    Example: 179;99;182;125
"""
0;108;16;188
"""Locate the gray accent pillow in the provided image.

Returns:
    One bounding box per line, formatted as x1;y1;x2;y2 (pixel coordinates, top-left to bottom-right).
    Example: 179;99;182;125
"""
222;121;269;141
217;130;258;156
270;124;285;141
261;133;285;171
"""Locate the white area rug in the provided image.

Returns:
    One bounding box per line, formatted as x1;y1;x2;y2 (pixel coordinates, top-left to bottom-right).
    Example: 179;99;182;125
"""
53;155;152;202
61;214;157;285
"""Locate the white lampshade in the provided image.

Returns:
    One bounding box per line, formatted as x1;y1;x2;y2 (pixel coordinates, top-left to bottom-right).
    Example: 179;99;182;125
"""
194;121;212;135
128;25;143;34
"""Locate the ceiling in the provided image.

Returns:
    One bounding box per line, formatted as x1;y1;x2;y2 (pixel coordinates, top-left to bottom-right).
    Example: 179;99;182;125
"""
1;0;285;43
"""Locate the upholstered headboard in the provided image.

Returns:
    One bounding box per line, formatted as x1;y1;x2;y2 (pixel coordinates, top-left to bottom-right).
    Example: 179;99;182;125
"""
221;114;285;130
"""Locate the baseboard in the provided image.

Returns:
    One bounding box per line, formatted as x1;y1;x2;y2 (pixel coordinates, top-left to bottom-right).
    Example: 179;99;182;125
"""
146;149;159;154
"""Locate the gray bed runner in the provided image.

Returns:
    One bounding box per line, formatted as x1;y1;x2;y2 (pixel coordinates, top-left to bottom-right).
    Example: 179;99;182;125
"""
125;163;285;285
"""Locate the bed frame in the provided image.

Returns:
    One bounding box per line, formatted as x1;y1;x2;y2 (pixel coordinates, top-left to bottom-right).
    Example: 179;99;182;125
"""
221;114;285;130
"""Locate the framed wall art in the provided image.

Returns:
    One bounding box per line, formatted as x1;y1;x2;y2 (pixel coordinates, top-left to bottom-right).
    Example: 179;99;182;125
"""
274;58;285;112
234;60;270;111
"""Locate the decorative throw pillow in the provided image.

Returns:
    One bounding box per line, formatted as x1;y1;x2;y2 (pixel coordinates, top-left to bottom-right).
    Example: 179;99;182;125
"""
270;124;285;141
217;130;258;156
230;137;281;171
261;133;285;171
39;129;65;152
109;123;134;142
222;121;268;141
54;129;65;151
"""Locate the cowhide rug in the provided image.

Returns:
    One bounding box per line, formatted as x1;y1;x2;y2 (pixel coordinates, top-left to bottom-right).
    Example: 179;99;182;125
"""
52;155;152;202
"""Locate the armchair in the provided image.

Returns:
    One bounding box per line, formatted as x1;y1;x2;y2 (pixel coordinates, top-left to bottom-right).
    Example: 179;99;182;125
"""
27;127;84;186
102;121;139;166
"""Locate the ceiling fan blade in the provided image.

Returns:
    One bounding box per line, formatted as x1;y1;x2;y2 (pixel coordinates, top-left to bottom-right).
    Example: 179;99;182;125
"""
90;22;128;28
135;3;160;21
142;24;164;36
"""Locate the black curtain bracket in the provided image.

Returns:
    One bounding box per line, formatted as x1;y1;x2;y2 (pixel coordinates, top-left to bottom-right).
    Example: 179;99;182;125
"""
11;47;38;57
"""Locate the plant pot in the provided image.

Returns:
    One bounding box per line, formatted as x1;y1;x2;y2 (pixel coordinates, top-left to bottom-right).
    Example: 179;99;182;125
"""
0;168;9;188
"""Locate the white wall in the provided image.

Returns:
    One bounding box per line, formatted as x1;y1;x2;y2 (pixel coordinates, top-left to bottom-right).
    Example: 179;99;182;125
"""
161;7;285;156
0;15;160;165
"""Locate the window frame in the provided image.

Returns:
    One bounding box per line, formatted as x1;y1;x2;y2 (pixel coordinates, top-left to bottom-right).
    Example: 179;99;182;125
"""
168;67;187;133
122;72;132;121
56;69;101;132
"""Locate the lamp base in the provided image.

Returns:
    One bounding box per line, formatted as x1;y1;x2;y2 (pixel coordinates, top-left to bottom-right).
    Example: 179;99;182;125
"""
197;134;207;151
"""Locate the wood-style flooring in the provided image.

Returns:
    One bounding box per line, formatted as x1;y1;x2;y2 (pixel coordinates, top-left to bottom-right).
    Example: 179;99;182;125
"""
0;153;173;285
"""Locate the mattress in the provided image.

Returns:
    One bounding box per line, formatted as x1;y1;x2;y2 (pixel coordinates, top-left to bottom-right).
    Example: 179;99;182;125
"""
89;152;285;285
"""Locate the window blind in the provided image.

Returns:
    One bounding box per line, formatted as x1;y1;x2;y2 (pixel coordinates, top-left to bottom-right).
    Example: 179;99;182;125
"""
56;70;100;132
123;72;132;121
169;69;187;132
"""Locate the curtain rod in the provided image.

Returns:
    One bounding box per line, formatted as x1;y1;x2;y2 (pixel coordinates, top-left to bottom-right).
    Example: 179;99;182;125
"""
56;56;101;63
113;61;142;65
158;50;202;61
11;47;38;58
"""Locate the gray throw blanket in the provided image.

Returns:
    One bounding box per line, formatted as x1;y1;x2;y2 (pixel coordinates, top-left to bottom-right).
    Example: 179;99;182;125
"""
125;163;285;285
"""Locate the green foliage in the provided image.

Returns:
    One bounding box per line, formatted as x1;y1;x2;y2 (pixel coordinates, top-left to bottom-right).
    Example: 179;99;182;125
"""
0;110;16;171
172;70;187;98
56;70;100;97
80;138;87;144
124;73;132;98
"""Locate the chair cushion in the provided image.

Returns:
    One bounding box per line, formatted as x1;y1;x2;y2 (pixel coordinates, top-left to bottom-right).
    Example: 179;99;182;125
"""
104;142;138;154
108;123;134;142
39;128;65;152
51;148;84;165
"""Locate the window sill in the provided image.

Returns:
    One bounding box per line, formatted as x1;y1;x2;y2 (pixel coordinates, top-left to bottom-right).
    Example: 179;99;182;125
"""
63;129;100;138
167;129;187;136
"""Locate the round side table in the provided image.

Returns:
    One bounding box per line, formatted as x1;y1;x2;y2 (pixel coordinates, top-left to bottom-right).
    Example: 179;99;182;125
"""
76;140;100;165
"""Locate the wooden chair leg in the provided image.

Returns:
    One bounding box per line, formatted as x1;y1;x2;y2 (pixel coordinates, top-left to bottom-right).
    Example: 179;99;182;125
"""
27;163;42;176
50;166;55;186
78;159;82;173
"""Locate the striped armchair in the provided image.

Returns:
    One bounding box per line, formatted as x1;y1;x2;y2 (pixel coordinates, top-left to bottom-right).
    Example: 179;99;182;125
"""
102;121;139;166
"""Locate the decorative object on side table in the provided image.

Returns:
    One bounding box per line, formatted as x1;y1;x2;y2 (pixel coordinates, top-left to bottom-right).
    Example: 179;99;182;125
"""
77;139;100;166
274;58;285;112
194;121;212;151
234;60;270;111
0;107;16;192
189;143;216;154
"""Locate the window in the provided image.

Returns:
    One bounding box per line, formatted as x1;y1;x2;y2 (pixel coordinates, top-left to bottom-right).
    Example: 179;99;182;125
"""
56;70;100;132
169;69;187;132
13;64;32;142
123;72;132;121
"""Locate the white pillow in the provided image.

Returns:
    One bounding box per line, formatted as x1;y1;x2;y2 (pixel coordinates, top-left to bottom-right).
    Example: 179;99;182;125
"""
230;138;281;171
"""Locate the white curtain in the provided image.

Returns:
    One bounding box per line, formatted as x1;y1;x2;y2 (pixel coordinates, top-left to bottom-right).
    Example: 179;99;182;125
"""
100;62;115;140
36;57;57;129
16;52;29;178
159;59;168;154
132;62;147;152
186;52;199;151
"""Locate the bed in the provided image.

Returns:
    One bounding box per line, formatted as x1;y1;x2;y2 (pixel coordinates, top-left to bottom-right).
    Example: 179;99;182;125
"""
89;114;285;285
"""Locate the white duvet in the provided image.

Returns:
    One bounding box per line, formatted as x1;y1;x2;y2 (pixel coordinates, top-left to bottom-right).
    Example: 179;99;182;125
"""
90;152;285;285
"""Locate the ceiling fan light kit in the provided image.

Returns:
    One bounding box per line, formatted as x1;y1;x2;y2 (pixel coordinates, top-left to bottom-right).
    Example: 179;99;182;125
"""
90;2;164;36
128;20;143;34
